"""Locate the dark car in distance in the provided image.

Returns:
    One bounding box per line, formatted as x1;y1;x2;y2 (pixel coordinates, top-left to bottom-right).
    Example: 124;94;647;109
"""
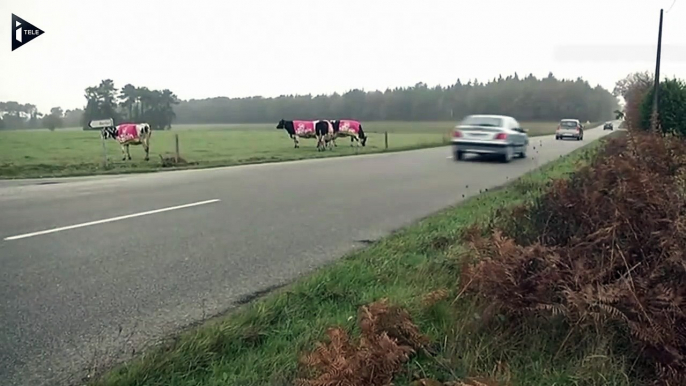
604;122;614;130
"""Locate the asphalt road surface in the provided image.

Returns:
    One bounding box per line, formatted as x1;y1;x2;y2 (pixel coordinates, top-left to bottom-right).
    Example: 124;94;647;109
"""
0;122;620;385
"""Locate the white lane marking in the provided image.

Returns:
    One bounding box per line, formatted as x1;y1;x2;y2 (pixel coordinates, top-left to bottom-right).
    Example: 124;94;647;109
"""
3;199;221;241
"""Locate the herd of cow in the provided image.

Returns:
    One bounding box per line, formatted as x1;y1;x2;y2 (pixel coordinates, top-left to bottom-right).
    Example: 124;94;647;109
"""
99;119;368;161
276;119;368;151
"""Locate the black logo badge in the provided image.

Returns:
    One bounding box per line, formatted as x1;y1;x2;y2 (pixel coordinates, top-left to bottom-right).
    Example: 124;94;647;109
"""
12;14;44;51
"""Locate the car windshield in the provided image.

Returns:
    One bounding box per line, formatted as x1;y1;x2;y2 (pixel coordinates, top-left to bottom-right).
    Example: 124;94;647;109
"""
461;116;503;127
560;121;578;127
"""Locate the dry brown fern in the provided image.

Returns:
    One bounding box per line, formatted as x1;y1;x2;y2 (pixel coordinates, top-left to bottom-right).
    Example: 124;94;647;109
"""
459;132;686;383
296;299;427;386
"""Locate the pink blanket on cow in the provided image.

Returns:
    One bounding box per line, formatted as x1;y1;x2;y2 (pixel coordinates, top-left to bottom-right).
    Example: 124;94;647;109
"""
116;124;140;142
293;120;315;136
339;120;360;134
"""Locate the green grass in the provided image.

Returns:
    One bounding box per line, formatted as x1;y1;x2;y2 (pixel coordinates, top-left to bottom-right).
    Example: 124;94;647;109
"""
91;132;628;386
0;121;574;179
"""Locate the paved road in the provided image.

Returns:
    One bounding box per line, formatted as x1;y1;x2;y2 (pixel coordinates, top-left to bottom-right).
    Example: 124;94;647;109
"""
0;123;619;385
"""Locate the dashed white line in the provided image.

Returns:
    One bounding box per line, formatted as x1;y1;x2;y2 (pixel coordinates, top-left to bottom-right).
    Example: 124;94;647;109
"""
3;199;221;241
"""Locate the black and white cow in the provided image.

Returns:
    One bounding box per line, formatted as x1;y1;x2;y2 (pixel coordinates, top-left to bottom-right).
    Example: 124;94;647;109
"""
276;119;318;148
101;123;152;161
314;119;336;151
329;119;368;147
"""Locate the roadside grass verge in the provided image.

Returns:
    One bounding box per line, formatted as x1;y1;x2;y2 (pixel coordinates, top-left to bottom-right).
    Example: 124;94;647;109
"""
90;132;621;386
0;121;587;179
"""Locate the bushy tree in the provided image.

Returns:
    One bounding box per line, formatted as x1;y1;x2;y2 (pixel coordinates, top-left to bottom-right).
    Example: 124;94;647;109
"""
43;107;63;131
81;80;179;130
613;71;654;130
640;77;686;137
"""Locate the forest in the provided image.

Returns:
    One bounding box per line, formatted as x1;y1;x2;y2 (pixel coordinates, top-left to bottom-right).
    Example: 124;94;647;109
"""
0;72;619;130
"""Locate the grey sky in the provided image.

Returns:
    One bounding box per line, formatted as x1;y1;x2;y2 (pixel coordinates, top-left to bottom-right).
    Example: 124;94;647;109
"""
1;0;685;113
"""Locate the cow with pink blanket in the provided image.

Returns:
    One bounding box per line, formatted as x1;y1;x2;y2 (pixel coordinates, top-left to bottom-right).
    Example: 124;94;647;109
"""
101;123;152;161
276;119;319;148
329;119;367;147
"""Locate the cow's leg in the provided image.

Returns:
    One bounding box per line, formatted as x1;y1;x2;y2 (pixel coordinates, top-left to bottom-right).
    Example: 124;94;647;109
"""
316;136;323;152
143;138;150;161
126;144;132;160
120;144;127;161
294;135;300;148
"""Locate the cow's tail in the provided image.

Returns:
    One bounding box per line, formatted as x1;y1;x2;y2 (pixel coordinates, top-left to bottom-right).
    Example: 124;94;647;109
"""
358;124;367;146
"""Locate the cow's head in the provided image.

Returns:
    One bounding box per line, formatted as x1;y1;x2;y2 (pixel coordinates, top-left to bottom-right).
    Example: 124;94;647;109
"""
276;119;286;129
101;126;117;139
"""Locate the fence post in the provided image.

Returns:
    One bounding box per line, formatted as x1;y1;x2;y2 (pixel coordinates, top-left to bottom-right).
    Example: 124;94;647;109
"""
175;134;180;162
384;131;388;150
101;136;108;169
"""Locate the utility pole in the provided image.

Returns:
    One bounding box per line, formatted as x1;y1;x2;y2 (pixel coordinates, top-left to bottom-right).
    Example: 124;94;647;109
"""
651;8;664;132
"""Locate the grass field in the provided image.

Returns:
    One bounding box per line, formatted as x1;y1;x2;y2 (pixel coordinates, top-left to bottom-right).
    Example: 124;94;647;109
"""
0;121;583;179
90;134;622;386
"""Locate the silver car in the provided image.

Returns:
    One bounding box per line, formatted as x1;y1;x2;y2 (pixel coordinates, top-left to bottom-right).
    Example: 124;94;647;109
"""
451;114;529;163
556;119;584;140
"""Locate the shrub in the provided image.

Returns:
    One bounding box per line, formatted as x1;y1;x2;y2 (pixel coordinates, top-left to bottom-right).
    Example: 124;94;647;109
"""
640;77;686;136
461;131;686;384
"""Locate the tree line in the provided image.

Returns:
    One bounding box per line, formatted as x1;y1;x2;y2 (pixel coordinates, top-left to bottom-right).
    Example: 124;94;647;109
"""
174;72;619;124
0;101;82;130
1;72;620;130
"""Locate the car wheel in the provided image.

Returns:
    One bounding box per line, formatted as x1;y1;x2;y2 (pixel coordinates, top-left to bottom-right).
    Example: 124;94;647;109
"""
518;145;527;158
501;147;513;163
454;150;464;161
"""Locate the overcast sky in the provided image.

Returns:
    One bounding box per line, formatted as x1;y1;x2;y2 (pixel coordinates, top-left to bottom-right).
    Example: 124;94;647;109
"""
1;0;685;113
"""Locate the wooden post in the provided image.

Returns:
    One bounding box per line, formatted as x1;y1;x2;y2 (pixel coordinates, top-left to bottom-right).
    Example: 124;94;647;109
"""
175;134;179;162
651;8;664;132
384;131;388;150
101;136;108;169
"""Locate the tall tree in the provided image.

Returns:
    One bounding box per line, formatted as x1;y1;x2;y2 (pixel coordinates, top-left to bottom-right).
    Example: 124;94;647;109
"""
119;84;138;121
43;107;64;131
82;79;121;129
613;71;653;130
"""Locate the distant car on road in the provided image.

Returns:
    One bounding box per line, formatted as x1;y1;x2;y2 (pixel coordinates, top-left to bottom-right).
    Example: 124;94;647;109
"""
451;114;529;163
556;119;584;141
603;122;614;130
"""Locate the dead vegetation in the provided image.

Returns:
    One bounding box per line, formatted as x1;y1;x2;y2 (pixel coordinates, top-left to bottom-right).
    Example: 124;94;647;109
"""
460;130;686;384
158;153;190;167
295;299;428;386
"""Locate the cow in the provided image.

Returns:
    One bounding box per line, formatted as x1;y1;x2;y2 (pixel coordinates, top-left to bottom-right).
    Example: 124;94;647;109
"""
101;123;152;161
276;119;318;148
314;119;336;151
329;119;368;147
